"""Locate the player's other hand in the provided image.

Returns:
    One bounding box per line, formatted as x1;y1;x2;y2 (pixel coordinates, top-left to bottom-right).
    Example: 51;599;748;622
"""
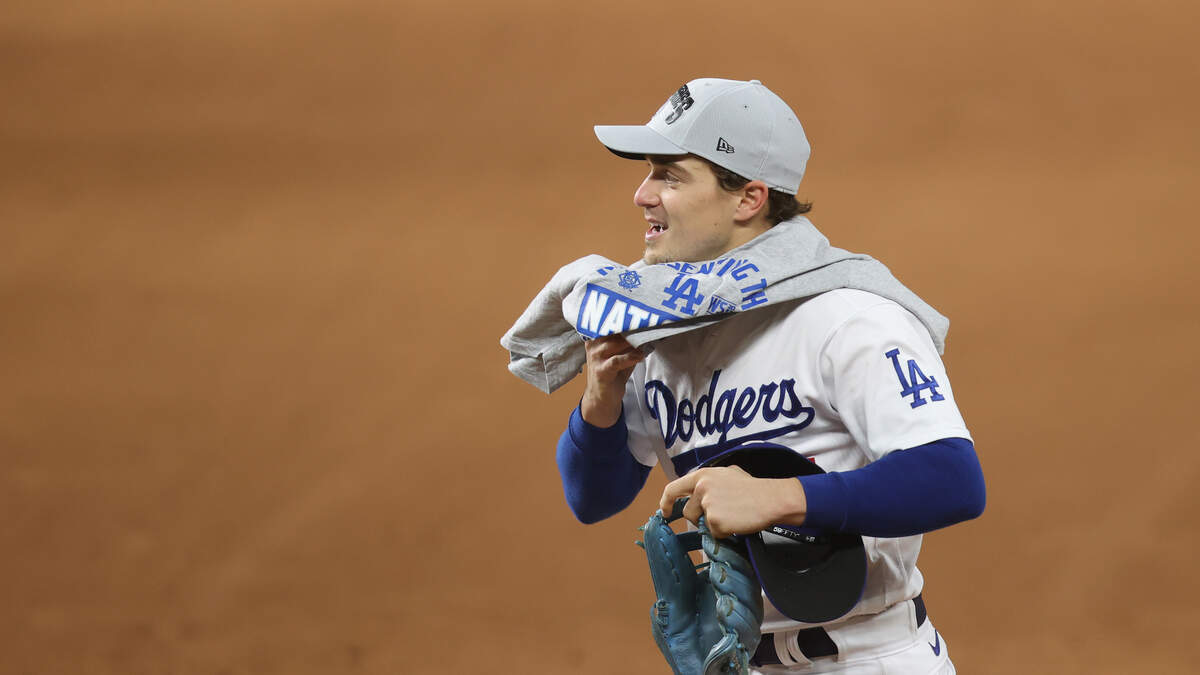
659;467;808;539
580;335;644;428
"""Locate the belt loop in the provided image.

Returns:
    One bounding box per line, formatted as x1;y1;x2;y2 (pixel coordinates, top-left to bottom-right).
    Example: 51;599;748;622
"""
781;631;812;667
769;632;796;667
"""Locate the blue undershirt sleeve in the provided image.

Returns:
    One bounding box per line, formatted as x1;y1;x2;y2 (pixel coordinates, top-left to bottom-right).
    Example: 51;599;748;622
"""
556;404;652;524
798;437;986;538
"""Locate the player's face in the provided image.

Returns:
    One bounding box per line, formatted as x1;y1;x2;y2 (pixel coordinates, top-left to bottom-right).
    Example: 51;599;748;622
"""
634;156;744;265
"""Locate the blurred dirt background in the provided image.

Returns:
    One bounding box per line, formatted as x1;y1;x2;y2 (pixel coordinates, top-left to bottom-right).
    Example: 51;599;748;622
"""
2;1;1198;673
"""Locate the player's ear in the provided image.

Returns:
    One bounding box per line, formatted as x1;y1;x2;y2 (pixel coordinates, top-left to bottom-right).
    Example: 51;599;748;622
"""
734;181;770;223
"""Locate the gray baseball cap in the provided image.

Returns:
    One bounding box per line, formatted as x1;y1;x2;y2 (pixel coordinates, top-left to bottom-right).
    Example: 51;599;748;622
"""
594;78;811;194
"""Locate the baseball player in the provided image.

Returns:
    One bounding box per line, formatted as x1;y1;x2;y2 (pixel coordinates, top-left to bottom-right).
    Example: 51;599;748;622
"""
553;78;986;673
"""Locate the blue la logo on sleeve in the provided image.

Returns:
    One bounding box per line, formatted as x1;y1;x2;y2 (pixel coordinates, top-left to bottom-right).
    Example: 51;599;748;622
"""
885;348;945;409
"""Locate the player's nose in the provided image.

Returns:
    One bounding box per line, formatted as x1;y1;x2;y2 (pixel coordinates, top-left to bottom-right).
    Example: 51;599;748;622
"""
633;176;660;208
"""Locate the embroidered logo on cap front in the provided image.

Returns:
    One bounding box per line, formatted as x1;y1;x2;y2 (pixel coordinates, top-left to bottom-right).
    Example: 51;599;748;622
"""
716;137;735;153
663;85;694;124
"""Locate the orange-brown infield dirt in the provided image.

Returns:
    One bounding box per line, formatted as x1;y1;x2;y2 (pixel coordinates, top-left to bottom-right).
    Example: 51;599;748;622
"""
3;2;1199;673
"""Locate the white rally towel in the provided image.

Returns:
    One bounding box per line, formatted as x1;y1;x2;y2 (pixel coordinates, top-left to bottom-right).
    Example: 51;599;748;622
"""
501;217;949;394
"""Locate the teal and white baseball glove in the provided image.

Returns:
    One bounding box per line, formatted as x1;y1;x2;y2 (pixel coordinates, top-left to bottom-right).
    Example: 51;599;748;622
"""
637;500;764;675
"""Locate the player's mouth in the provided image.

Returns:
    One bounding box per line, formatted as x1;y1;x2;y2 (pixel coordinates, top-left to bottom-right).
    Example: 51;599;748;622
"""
645;219;668;243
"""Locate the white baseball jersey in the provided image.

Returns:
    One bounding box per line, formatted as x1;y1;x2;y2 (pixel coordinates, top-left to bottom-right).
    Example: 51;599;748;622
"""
619;288;972;633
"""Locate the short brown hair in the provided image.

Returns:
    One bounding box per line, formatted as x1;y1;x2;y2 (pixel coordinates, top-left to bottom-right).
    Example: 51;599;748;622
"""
701;158;812;225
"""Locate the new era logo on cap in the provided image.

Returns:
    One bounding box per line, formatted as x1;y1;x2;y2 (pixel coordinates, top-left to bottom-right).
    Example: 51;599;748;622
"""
593;78;811;194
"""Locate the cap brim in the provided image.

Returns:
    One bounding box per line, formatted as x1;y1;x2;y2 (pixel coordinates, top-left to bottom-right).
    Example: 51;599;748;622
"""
700;442;868;624
593;125;687;160
746;529;868;624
